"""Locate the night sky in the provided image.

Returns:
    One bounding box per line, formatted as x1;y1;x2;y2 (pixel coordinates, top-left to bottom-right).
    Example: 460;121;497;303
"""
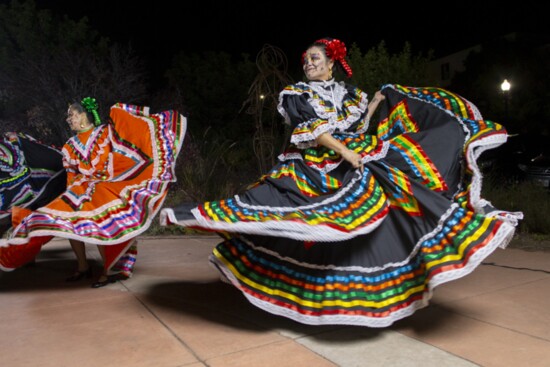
29;1;550;67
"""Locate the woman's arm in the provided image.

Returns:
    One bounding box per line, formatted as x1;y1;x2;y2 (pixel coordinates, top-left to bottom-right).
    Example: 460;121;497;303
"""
366;90;385;121
316;132;364;172
314;90;385;172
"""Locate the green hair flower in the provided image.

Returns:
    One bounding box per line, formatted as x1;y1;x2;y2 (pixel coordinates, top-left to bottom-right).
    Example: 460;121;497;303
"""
81;97;101;126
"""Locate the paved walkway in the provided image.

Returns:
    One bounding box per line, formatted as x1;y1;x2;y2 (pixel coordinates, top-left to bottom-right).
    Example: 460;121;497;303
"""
1;235;549;367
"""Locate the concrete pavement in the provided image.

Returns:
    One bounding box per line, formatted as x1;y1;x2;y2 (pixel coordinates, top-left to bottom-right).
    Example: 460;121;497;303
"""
1;235;549;367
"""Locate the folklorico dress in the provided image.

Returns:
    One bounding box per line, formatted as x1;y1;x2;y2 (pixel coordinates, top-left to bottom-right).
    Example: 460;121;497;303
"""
160;81;523;327
0;103;186;277
0;133;66;235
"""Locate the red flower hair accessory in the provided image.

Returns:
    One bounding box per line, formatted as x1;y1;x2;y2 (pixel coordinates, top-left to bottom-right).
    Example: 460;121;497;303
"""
322;39;347;62
314;38;353;78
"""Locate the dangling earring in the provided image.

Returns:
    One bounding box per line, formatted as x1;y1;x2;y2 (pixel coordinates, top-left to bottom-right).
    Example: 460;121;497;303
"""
328;67;333;79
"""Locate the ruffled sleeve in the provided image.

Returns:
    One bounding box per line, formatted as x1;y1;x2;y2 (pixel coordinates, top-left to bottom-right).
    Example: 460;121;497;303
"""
62;141;79;186
277;83;333;149
62;126;112;185
277;82;370;149
280;93;317;128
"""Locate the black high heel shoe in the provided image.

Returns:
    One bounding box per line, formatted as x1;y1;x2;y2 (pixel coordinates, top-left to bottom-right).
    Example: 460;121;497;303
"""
65;267;92;282
91;275;116;288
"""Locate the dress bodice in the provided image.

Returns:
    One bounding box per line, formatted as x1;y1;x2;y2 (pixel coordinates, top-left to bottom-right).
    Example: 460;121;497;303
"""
277;79;370;149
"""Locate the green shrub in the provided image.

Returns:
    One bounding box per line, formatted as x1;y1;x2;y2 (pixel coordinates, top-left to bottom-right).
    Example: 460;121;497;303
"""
482;174;549;235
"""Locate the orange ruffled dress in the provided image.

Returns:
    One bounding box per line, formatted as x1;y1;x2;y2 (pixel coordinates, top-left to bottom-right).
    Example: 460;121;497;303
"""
0;103;186;276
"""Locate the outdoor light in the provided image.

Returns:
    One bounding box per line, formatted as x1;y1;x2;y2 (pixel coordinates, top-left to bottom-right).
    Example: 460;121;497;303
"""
501;79;511;120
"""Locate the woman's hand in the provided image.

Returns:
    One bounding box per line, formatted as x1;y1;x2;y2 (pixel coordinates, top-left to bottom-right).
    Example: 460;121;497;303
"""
340;148;364;172
372;90;385;102
316;132;364;172
4;132;18;141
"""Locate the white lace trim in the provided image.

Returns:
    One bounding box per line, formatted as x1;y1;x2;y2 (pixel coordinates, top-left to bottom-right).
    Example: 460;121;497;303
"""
208;220;515;327
205;211;517;327
278;81;369;148
181;170;387;241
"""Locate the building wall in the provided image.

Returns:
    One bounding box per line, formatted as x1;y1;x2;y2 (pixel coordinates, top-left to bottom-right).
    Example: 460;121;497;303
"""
427;45;481;87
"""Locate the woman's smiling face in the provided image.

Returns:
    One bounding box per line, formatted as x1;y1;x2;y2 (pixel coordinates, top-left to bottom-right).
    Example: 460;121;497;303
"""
303;46;334;81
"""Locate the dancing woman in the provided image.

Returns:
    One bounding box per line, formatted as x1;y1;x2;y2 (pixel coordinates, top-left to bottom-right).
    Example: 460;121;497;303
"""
1;97;186;287
160;37;522;327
